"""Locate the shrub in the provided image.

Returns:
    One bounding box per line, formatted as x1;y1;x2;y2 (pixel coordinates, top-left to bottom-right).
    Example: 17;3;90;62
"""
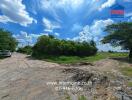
17;46;32;55
32;35;97;58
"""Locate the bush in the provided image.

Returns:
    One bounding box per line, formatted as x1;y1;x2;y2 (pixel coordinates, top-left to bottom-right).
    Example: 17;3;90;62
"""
17;46;32;55
108;50;114;53
0;29;18;51
32;35;97;58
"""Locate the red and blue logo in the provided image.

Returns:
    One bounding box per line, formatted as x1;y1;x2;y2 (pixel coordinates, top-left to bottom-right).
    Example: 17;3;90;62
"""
111;3;125;18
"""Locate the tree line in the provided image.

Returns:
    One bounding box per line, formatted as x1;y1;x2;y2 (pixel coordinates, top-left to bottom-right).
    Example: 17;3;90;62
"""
32;35;97;58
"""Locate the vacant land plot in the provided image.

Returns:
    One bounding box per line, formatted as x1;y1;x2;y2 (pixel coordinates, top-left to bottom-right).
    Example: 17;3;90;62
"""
0;53;131;100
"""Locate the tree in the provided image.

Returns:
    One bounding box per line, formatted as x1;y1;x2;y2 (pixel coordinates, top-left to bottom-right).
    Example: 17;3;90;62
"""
32;35;97;57
17;46;32;55
101;22;132;61
0;29;18;51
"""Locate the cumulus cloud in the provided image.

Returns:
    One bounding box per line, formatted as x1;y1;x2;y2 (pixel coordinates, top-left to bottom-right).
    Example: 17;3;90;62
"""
97;43;123;52
14;31;32;44
73;19;114;42
43;18;61;33
0;0;35;26
13;31;48;47
72;19;123;51
99;0;116;11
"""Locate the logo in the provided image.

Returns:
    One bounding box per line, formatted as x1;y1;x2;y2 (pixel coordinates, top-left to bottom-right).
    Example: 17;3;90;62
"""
110;3;125;18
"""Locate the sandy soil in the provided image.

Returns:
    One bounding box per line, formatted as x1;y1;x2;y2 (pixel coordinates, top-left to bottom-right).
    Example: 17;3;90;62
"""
0;53;131;100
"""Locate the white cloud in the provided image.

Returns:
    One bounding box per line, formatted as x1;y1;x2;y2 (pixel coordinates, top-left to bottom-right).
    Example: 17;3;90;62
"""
73;19;114;42
126;12;132;17
32;0;86;21
31;0;99;22
0;0;35;26
97;43;123;52
15;31;32;43
14;31;49;47
41;0;84;10
55;33;60;37
66;38;71;40
72;19;123;51
43;18;61;33
125;12;132;21
99;0;116;11
0;15;12;23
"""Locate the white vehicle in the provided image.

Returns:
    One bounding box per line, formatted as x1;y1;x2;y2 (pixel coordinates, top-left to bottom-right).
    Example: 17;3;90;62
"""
0;50;12;57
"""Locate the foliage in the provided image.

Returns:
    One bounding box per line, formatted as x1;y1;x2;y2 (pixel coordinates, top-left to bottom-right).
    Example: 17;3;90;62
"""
101;22;132;61
120;67;132;77
78;95;87;100
127;81;132;87
17;46;32;55
108;50;114;53
0;29;18;51
32;35;97;58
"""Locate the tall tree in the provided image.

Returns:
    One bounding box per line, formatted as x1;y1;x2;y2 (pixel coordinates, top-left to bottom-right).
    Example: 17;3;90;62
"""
0;29;18;51
101;22;132;61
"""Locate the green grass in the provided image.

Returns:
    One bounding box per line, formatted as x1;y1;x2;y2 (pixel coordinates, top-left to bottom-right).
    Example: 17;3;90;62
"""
120;67;132;77
41;52;128;64
78;95;87;100
65;96;71;100
127;81;132;87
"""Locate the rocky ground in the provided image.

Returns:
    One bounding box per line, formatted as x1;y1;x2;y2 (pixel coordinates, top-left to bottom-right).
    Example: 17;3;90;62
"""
0;53;131;100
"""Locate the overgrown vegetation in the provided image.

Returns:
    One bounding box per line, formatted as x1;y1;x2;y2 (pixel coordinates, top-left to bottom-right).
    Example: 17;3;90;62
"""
120;67;132;77
78;95;87;100
36;52;128;64
127;81;132;87
0;29;18;52
32;35;97;58
17;46;32;55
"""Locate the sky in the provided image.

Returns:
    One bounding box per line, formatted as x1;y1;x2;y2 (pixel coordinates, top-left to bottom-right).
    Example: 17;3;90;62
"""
0;0;132;51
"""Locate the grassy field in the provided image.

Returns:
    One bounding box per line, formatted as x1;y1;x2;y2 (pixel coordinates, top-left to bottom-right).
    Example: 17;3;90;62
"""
127;82;132;87
78;95;87;100
119;67;132;87
41;52;128;64
120;67;132;77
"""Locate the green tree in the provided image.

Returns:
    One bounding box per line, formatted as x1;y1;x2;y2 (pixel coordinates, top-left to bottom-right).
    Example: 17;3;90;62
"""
101;22;132;61
0;29;18;51
17;46;32;55
32;35;97;57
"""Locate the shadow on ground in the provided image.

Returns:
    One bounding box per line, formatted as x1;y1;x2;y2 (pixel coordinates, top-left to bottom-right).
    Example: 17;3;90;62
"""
26;56;37;60
110;57;132;64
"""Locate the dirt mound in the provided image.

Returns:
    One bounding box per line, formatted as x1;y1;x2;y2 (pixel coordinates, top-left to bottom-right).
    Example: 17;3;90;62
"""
62;68;109;86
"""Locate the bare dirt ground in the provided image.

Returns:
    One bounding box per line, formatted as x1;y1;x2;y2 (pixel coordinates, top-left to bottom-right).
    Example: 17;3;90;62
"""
0;53;131;100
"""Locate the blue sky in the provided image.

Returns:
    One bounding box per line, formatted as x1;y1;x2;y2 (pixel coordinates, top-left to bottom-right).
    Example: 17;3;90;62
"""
0;0;132;51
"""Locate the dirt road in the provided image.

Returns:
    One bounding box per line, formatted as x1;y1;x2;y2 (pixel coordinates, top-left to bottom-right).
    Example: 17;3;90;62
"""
0;53;131;100
0;53;70;100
